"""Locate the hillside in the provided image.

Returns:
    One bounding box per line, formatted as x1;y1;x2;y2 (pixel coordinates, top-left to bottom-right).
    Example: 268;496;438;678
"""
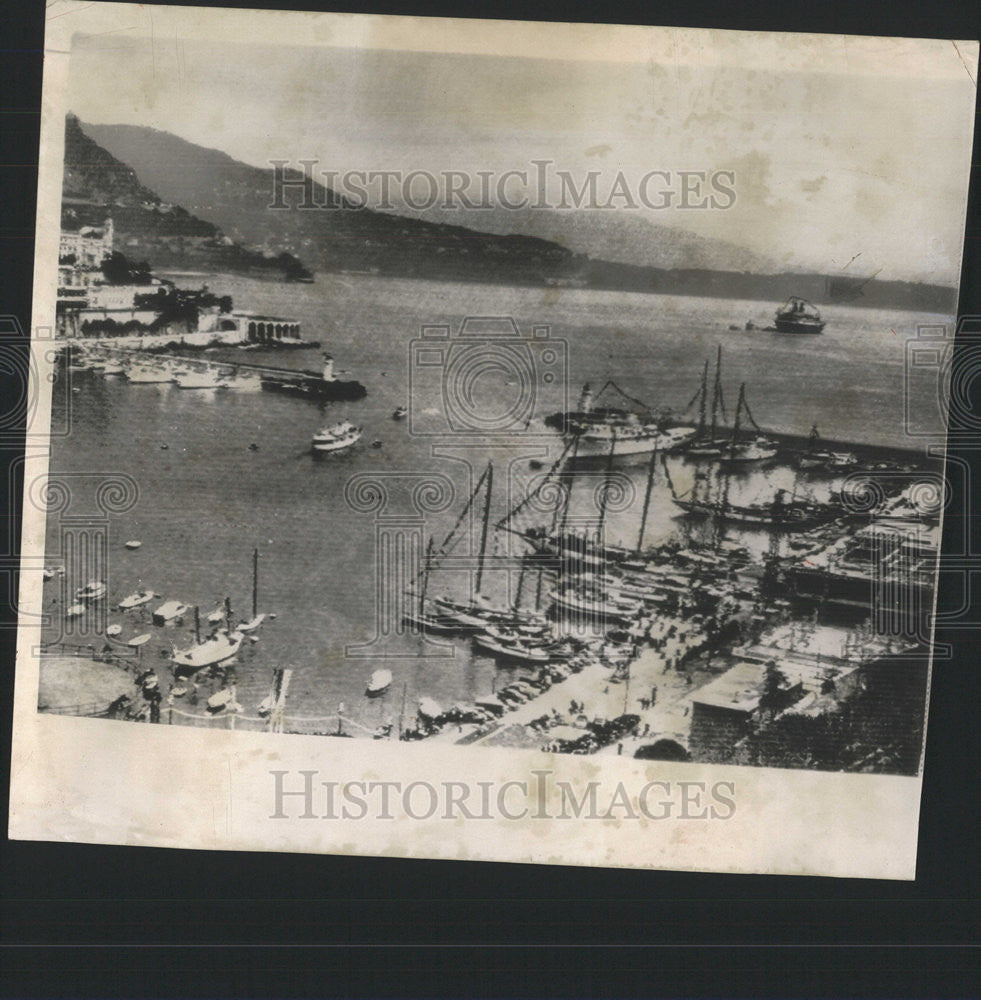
78;118;958;312
62;114;311;280
394;203;785;275
79;121;577;283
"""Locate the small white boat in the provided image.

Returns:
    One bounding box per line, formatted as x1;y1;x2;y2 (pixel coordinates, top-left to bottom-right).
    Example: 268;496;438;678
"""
65;603;86;618
127;632;152;647
392;406;408;421
125;540;142;550
418;697;442;720
312;421;362;455
152;600;189;625
256;694;276;717
170;684;188;698
237;613;265;633
366;669;393;696
75;580;107;602
119;589;155;610
171;629;244;675
106;624;122;637
206;606;225;625
42;567;54;581
206;688;241;713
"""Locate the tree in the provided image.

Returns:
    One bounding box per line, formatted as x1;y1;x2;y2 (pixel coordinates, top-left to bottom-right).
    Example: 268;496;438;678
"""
758;660;791;715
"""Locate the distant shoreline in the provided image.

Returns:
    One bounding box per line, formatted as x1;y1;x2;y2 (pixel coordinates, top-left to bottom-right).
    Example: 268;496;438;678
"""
156;267;957;317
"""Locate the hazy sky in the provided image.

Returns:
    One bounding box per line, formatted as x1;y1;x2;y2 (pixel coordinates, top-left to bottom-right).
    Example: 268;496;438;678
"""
66;31;976;283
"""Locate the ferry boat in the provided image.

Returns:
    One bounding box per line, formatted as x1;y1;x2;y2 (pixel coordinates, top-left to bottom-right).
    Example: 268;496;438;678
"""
548;383;696;462
774;296;825;334
311;420;362;455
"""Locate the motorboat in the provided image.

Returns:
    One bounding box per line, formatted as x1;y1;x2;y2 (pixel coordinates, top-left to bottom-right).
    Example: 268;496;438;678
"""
124;540;142;550
119;589;155;610
106;624;122;637
312;420;362;454
366;669;393;696
171;629;244;675
127;632;152;647
152;600;189;625
75;580;107;602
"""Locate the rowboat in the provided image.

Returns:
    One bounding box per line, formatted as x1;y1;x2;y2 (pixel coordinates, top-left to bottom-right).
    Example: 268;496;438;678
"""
127;632;152;647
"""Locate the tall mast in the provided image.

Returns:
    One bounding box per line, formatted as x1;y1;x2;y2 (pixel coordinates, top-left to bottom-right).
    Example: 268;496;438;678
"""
558;432;579;539
636;434;659;553
709;345;722;440
697;359;708;437
475;461;493;595
420;537;434;615
596;430;617;544
513;556;527;611
729;382;745;459
252;547;259;620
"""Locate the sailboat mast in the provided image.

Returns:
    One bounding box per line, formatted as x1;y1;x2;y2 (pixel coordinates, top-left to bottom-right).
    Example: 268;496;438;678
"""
596;429;617;543
558;432;579;539
252;547;259;620
697;359;708;437
475;461;493;595
420;537;434;616
729;382;745;459
513;556;527;611
636;435;659;553
709;345;722;440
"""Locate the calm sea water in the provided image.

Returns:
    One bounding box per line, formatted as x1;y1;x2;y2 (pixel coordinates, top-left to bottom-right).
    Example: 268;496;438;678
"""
44;273;949;728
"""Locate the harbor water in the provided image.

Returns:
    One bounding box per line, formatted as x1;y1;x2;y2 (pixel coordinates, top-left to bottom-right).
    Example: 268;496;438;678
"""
43;272;949;730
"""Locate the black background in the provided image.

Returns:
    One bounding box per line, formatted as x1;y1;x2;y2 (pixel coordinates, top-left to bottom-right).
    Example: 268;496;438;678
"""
1;1;978;996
